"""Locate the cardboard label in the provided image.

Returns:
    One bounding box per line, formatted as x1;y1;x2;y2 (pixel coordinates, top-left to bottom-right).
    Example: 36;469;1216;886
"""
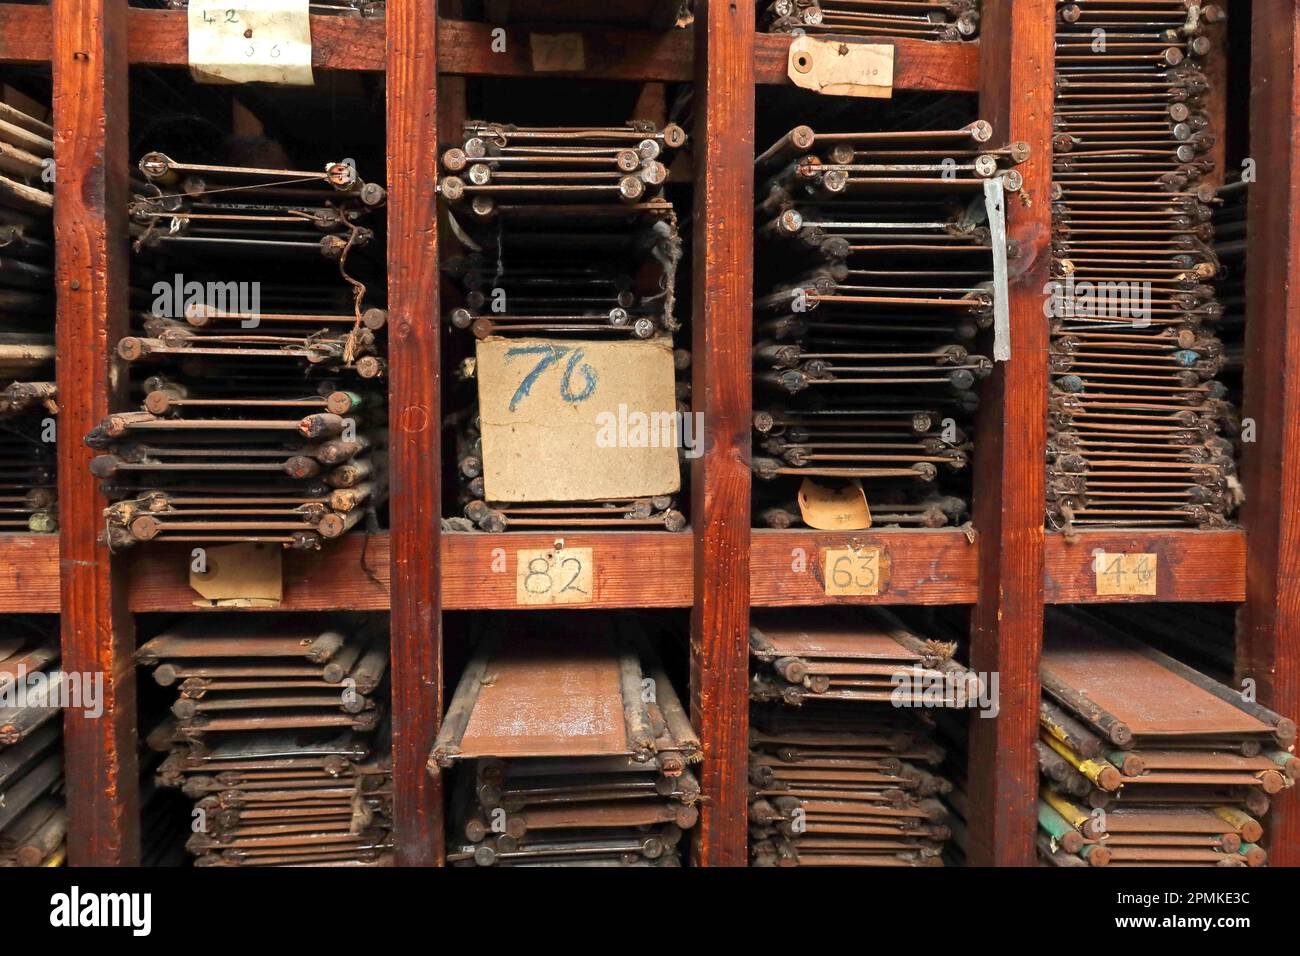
531;33;586;72
822;546;884;597
798;478;871;531
787;37;894;98
189;0;314;87
1094;552;1157;596
190;542;284;607
516;547;594;605
476;337;681;502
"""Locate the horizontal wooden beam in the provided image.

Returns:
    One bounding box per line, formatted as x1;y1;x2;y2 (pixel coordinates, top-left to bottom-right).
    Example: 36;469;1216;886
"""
443;531;692;609
125;8;385;71
0;8;979;92
754;32;978;91
750;529;978;605
440;21;977;91
127;536;391;612
437;19;691;82
1044;530;1246;604
26;527;1252;613
124;531;691;611
0;535;60;612
0;5;50;64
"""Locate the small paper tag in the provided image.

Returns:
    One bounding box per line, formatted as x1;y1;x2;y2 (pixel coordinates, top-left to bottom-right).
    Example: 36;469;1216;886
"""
188;0;314;87
531;33;586;72
822;546;884;597
1093;552;1157;596
787;37;894;98
190;542;284;607
516;547;594;605
798;478;872;531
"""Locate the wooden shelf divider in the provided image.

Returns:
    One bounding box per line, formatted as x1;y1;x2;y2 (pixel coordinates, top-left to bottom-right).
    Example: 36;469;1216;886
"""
52;0;140;866
689;0;755;866
387;0;444;866
964;0;1054;867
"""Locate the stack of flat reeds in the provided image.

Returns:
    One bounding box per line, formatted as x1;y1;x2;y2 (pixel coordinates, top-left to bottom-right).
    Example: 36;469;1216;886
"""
85;154;388;550
752;121;1026;529
431;617;700;866
440;121;688;533
1048;0;1238;532
761;0;980;41
1037;608;1295;868
749;610;978;866
0;95;56;534
139;616;394;867
0;624;66;867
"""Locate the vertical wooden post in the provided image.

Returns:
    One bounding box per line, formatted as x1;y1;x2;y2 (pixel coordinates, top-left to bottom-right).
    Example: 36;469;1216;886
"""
690;0;754;867
387;0;444;866
1238;0;1300;866
51;0;139;867
966;0;1054;867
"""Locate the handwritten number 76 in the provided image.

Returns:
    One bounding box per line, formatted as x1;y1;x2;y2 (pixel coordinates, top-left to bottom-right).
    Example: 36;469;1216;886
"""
506;345;597;411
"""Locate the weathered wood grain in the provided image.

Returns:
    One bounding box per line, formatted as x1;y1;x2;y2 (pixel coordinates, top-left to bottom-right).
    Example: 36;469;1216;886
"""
751;529;979;605
691;0;753;868
387;0;443;866
754;31;978;91
125;8;385;71
965;0;1053;867
52;0;140;866
126;536;391;612
0;4;51;63
1045;530;1246;604
0;534;59;612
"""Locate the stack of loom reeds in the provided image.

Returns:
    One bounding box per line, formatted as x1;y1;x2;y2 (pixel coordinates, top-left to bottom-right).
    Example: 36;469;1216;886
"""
0;96;56;534
440;121;688;533
0;624;66;867
1037;608;1295;868
749;610;979;866
1048;1;1238;532
139;616;393;867
431;617;700;866
761;0;980;41
85;154;388;550
752;121;1026;529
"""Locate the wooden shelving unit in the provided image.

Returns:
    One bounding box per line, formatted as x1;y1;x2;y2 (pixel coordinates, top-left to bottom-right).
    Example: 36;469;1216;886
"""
1;0;1295;866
